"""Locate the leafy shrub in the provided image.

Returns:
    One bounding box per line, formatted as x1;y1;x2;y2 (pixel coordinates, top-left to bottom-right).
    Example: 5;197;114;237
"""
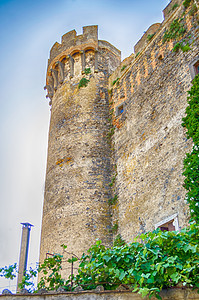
73;223;199;298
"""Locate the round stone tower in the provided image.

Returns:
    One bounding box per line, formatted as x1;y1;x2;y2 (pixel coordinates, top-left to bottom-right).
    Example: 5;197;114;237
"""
40;26;121;269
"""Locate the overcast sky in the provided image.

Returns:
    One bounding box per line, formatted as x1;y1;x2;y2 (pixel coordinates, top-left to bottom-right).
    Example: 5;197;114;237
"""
0;0;169;292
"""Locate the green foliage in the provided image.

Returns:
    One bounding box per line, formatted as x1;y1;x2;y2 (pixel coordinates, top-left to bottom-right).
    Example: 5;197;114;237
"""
1;223;199;297
18;268;37;292
171;3;179;11
0;264;37;292
111;222;118;234
147;33;155;41
108;194;118;205
112;78;120;86
84;68;91;75
183;0;192;9
78;77;90;89
189;4;197;16
108;88;113;97
135;52;140;58
163;18;186;43
173;41;191;52
121;65;127;72
113;234;126;247
0;263;17;280
182;74;199;221
109;175;116;187
73;223;199;298
107;127;115;139
37;254;69;291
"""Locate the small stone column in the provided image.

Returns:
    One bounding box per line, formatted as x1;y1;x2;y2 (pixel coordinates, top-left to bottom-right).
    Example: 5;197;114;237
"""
17;223;33;292
67;55;74;78
94;50;98;72
80;51;86;72
51;69;58;91
57;61;64;84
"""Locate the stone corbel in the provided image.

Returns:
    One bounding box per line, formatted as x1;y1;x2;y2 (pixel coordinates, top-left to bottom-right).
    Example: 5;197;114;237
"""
51;69;58;90
44;84;53;100
67;55;74;78
57;61;64;84
80;50;86;73
94;50;98;72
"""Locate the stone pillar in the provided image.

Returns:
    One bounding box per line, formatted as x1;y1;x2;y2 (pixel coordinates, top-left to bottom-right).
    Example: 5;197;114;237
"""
17;223;33;292
80;51;86;72
67;55;74;78
57;61;64;84
94;50;98;72
51;69;58;91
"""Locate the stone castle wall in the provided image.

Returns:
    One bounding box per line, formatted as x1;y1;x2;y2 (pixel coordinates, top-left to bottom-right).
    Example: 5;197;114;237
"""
109;0;199;241
40;0;199;267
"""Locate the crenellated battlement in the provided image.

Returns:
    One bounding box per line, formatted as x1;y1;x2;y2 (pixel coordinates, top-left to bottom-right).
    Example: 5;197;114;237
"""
49;26;98;63
45;26;121;103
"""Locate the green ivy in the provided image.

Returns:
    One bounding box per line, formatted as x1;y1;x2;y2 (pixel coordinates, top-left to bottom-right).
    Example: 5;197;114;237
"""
84;68;91;75
163;18;186;43
189;4;197;16
112;78;120;86
121;65;127;72
78;78;90;89
173;41;191;52
183;0;192;9
182;74;199;221
147;33;155;41
108;194;118;205
171;3;179;11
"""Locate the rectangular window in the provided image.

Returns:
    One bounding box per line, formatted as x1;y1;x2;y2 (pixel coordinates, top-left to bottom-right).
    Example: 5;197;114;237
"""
189;56;199;80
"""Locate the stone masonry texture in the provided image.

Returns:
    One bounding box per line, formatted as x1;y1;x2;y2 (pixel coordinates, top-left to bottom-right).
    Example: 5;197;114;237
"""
1;289;199;299
40;0;199;276
109;0;199;242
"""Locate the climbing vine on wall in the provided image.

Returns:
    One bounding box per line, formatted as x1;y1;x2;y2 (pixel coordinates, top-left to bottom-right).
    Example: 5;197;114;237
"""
162;18;191;52
182;74;199;222
162;0;198;53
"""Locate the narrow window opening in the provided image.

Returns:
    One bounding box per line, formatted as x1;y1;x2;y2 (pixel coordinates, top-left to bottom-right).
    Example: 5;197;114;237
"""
189;56;199;80
194;62;199;75
116;102;125;117
159;220;175;231
155;213;179;232
118;105;124;115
